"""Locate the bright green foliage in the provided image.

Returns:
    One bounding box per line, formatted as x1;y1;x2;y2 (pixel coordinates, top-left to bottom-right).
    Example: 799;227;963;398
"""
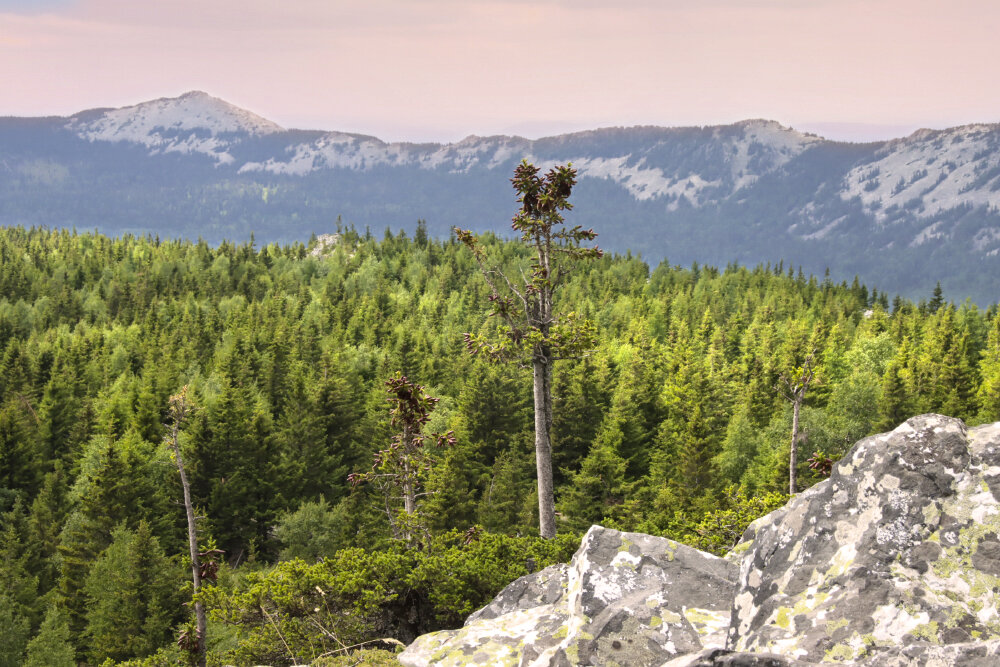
0;498;39;629
551;356;612;480
348;373;456;544
199;530;577;666
0;398;40;498
475;436;538;536
0;224;998;663
0;593;30;667
186;374;280;558
420;443;480;533
275;496;369;562
978;314;1000;422
24;605;75;667
675;487;789;556
558;434;629;531
82;521;181;664
314;648;403;666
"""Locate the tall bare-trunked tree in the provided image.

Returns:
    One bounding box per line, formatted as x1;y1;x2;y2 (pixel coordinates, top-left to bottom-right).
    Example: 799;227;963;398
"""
458;160;602;538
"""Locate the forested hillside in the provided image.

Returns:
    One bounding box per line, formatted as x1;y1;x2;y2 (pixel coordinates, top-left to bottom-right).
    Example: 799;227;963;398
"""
4;93;1000;304
1;224;999;665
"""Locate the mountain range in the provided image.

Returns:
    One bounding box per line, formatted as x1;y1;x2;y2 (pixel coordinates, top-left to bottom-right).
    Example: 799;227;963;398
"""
2;91;999;304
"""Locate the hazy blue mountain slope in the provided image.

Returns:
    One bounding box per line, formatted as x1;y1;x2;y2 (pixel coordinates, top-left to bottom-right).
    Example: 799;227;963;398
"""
1;92;999;303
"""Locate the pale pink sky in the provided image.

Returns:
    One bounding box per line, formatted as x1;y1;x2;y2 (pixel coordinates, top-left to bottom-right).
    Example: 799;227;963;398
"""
1;0;998;143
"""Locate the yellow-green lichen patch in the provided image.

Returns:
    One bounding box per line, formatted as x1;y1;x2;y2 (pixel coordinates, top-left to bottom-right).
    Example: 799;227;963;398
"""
922;502;941;527
824;543;858;580
661;610;683;624
552;624;569;640
791;597;814;616
650;615;662;628
909;621;940;644
931;552;960;578
610;550;640;570
429;642;455;663
728;540;752;557
683;608;727;635
823;643;856;662
826;618;849;635
926;503;1000;608
441;648;474;666
945;603;970;629
775;607;793;629
471;650;517;667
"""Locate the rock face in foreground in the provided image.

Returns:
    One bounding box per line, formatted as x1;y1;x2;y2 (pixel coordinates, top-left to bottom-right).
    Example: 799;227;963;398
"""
731;414;1000;662
401;528;737;666
399;415;1000;665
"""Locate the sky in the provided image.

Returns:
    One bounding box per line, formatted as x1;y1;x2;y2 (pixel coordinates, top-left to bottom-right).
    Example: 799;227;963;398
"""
1;0;998;144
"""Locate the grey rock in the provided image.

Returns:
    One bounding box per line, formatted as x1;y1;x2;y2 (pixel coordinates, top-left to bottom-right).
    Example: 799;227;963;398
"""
661;648;814;666
856;638;1000;666
730;414;1000;663
399;526;737;666
401;415;1000;665
465;564;568;625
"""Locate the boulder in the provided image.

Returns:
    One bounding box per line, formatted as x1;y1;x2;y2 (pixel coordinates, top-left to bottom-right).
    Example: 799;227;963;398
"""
465;564;569;625
399;415;1000;665
731;415;1000;663
661;648;809;666
399;526;737;666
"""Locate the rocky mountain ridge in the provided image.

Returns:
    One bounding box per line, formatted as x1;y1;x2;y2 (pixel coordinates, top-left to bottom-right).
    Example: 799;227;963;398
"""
2;93;1000;302
400;414;1000;666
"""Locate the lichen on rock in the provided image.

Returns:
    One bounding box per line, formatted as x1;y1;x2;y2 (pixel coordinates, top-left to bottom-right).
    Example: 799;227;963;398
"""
400;415;1000;666
400;526;736;666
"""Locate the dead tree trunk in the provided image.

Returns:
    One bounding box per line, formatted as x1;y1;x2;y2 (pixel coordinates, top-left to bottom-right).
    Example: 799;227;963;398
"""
533;349;556;539
779;353;816;495
167;388;206;667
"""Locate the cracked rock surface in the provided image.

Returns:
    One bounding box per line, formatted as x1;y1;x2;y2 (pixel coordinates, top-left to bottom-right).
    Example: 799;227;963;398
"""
399;415;1000;665
400;526;736;666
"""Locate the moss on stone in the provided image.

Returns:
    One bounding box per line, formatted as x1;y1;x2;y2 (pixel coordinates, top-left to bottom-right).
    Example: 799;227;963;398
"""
661;610;682;624
730;540;752;555
910;621;940;644
823;643;856;662
923;502;942;526
826;618;849;634
564;643;580;663
684;608;723;633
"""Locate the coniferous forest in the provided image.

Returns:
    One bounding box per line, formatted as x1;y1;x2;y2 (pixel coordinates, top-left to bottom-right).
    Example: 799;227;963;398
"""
2;220;1000;665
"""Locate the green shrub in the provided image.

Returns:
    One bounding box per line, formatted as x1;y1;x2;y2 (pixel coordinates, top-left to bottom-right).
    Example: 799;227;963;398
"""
199;529;578;666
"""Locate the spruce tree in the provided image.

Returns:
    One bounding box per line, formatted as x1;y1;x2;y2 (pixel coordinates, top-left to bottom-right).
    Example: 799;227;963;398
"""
82;521;178;664
458;161;602;538
0;593;29;667
24;605;74;667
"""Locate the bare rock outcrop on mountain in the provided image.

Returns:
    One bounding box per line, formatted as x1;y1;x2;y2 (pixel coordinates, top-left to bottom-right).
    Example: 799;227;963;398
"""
399;414;1000;666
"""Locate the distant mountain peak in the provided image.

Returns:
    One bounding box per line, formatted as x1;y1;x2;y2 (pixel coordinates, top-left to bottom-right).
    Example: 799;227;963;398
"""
65;91;283;164
4;94;1000;303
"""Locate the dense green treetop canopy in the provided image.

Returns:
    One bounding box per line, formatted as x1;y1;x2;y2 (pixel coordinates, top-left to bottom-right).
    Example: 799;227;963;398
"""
0;224;997;664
